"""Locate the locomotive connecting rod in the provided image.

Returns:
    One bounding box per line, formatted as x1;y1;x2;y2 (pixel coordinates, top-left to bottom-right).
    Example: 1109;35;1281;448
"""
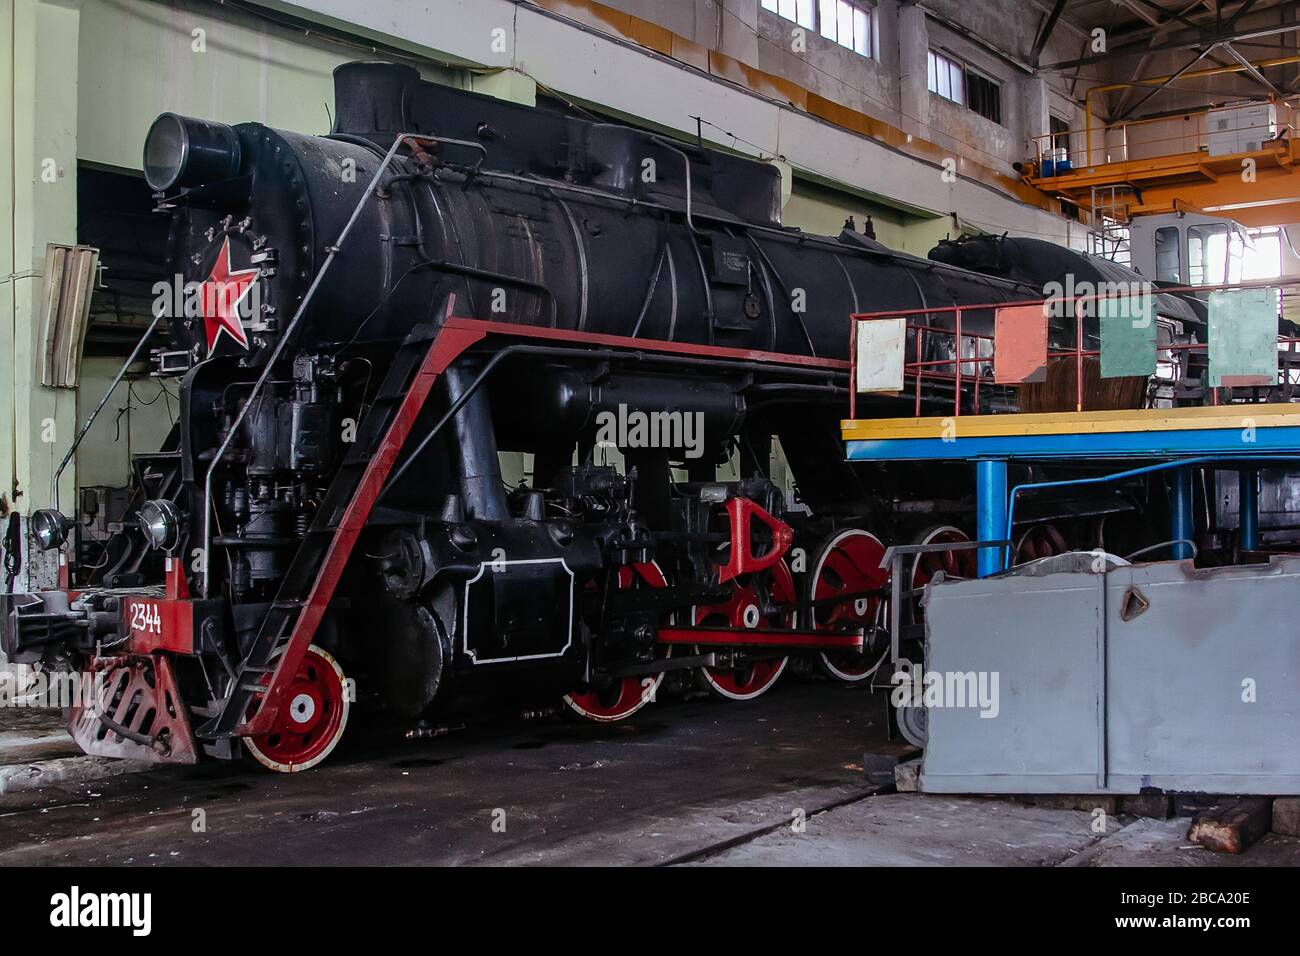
200;133;439;597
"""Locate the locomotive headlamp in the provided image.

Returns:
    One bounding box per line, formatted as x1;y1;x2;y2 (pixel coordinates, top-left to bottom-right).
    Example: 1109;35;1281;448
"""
143;113;242;192
30;509;72;552
139;499;184;553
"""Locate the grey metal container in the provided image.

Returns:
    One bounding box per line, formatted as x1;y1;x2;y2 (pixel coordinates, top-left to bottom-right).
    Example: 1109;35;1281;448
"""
919;554;1300;794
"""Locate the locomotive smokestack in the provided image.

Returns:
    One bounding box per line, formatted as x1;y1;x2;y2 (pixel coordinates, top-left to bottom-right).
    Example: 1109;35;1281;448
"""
331;61;421;137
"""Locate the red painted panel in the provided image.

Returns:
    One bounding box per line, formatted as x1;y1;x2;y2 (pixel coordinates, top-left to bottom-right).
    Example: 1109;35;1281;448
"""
993;304;1049;384
123;597;195;655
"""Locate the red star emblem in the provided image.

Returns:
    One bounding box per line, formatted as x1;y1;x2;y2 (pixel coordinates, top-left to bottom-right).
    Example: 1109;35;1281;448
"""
198;238;258;351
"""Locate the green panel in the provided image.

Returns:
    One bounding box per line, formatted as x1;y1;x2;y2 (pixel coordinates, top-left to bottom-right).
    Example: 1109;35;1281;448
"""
1208;287;1279;387
1099;293;1156;379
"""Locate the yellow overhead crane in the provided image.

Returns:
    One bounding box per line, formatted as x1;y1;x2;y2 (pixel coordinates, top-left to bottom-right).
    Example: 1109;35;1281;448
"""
1029;134;1300;229
1026;55;1300;229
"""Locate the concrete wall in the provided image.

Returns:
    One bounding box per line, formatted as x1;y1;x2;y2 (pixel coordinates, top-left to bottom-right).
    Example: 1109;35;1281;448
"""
754;3;901;125
75;0;510;173
598;0;1102;169
272;0;1078;240
2;0;81;523
70;0;1084;254
75;359;176;489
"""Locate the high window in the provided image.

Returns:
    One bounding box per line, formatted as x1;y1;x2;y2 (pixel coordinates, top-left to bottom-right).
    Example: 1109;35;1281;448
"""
819;0;873;56
928;50;1004;126
762;0;816;29
762;0;874;58
966;68;1001;125
1049;114;1070;162
927;49;965;105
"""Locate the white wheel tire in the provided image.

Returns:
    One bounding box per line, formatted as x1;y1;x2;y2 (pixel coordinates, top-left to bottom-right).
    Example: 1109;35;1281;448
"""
563;670;665;722
699;656;789;701
811;529;889;684
564;560;670;722
243;644;351;773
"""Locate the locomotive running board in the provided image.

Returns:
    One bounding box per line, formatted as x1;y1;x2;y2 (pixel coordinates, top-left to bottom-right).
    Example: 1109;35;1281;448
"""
198;302;488;740
656;627;864;652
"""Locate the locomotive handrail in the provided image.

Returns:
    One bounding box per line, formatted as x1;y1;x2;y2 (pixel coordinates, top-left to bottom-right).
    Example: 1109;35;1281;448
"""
418;135;487;173
51;313;164;511
849;277;1300;420
199;132;441;597
650;136;700;234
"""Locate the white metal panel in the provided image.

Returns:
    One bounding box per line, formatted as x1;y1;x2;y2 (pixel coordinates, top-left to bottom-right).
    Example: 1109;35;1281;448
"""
855;317;906;392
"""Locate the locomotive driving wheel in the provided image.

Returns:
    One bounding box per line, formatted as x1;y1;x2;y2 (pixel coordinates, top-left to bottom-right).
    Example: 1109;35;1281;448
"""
694;560;797;701
808;529;891;683
910;525;978;617
563;561;669;722
887;527;977;748
1014;523;1068;564
243;644;351;773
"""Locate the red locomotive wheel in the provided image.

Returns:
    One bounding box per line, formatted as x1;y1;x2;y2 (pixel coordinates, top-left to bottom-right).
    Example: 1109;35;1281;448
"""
243;644;350;773
810;529;890;683
695;560;796;701
910;525;978;590
905;525;979;630
564;562;668;722
1014;523;1069;564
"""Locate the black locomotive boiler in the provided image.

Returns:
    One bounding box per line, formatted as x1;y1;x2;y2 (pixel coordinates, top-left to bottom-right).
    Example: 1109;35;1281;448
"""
3;62;1165;771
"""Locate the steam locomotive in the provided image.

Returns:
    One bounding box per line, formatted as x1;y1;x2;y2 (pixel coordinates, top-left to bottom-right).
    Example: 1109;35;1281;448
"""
2;62;1196;771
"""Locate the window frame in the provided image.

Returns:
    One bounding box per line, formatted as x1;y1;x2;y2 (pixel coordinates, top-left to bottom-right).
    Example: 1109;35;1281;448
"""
927;49;965;106
964;64;1002;126
764;0;876;59
928;49;1006;127
1048;113;1071;161
763;0;816;30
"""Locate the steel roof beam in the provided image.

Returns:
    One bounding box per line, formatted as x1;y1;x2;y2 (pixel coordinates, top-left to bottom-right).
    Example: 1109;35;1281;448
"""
1042;19;1300;70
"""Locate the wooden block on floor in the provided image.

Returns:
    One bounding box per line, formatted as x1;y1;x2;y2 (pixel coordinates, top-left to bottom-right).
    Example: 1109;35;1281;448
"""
1016;794;1119;815
1187;797;1273;854
1173;792;1222;818
862;749;917;786
1272;797;1300;837
894;758;920;792
1120;793;1173;820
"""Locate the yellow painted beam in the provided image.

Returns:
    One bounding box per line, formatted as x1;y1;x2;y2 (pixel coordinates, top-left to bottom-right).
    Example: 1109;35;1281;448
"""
1029;138;1300;229
841;404;1300;442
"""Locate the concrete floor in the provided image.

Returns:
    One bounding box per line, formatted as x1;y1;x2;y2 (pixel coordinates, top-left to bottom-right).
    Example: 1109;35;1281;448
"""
1;683;1298;866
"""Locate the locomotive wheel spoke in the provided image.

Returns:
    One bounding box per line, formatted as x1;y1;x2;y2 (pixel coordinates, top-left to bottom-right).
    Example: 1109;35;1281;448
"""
809;529;890;684
1014;523;1068;565
905;526;976;637
564;561;668;722
694;560;796;700
910;525;977;593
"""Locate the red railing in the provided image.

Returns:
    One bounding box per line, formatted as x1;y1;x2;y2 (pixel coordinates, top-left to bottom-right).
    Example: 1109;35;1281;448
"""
848;278;1300;421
